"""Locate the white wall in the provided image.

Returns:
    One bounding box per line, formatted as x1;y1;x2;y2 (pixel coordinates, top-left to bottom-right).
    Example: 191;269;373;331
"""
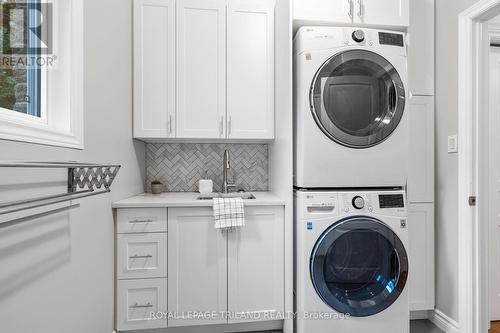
435;0;483;322
0;1;145;332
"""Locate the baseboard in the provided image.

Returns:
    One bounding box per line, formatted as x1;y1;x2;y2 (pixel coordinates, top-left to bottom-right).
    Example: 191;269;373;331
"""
428;309;459;333
410;310;430;320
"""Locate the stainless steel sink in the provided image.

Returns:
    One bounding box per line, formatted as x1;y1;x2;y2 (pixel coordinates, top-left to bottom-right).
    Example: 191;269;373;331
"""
197;192;256;200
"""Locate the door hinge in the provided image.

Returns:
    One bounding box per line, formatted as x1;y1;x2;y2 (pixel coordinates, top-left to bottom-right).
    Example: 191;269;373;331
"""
469;196;477;207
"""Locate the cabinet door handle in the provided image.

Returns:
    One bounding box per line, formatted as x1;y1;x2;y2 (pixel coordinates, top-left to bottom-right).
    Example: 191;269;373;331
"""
347;0;352;18
128;219;153;224
357;0;363;18
228;116;232;136
128;254;153;259
219;116;224;136
169;115;173;135
129;302;153;309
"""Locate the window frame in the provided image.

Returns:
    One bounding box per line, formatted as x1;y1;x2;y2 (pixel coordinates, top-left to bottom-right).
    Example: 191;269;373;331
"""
0;0;83;149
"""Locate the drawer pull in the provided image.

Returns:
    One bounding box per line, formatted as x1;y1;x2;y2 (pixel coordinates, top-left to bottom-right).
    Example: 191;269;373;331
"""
129;254;153;259
129;302;153;309
128;219;154;224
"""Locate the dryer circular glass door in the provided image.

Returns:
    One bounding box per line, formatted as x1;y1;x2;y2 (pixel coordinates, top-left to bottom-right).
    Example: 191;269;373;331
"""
310;216;408;317
310;50;406;148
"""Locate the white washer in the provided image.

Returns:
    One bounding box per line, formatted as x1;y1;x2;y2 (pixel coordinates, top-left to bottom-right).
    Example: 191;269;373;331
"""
294;27;409;188
294;189;409;333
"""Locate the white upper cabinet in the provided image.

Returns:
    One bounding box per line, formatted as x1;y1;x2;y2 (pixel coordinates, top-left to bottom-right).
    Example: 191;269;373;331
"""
133;0;276;141
354;0;409;27
293;0;409;28
177;0;227;139
133;0;176;138
408;96;435;203
408;0;435;95
227;0;275;139
294;0;353;25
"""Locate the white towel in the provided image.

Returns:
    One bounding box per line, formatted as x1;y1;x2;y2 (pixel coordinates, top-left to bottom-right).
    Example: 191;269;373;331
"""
213;197;245;230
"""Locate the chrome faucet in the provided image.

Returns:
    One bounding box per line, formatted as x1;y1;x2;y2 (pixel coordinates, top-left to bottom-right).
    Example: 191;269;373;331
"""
222;150;236;194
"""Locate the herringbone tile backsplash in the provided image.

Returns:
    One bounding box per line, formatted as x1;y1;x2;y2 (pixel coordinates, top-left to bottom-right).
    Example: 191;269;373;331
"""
146;143;268;193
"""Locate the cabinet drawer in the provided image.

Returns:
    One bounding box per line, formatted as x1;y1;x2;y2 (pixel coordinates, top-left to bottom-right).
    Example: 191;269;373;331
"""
117;233;168;279
117;278;168;331
117;208;167;233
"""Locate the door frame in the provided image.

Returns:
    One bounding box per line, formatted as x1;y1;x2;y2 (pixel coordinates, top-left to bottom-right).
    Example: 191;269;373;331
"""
488;26;500;322
458;1;500;333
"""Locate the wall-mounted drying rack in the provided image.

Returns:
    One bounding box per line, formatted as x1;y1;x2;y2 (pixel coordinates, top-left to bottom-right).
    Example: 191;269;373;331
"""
0;162;121;216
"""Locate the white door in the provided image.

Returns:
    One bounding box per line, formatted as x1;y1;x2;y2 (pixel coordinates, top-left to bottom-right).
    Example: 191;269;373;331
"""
133;0;176;138
408;96;435;203
227;207;285;324
489;45;500;321
408;203;435;311
168;208;227;327
293;0;353;24
176;0;227;139
354;0;409;27
227;0;275;139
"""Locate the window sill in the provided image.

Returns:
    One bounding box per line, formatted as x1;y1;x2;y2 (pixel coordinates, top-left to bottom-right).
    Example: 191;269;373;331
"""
0;116;83;149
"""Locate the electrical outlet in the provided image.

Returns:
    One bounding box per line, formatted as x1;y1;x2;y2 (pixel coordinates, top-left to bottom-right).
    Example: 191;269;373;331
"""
448;135;458;153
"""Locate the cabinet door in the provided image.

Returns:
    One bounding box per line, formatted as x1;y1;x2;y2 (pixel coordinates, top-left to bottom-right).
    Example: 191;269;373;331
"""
227;0;275;139
408;203;435;311
293;0;353;24
117;278;168;331
354;0;409;27
408;96;435;203
227;206;285;324
177;0;227;139
168;208;227;327
408;0;434;95
117;233;168;279
133;0;176;138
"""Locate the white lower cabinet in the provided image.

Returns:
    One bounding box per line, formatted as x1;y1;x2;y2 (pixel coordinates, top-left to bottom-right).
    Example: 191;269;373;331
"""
168;206;285;327
117;278;168;331
408;203;435;311
227;207;285;323
116;206;285;331
167;207;228;327
117;233;168;279
116;208;168;234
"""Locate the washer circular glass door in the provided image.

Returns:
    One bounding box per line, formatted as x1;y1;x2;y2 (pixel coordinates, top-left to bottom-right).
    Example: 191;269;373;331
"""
310;216;408;317
310;50;406;148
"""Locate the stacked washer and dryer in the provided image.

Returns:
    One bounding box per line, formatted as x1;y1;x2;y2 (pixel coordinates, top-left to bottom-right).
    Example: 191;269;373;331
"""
293;26;410;333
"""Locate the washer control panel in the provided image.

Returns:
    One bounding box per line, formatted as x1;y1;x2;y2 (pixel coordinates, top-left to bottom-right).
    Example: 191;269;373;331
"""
296;190;407;219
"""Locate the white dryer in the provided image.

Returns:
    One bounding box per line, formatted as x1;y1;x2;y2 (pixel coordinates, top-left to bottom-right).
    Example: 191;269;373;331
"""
294;27;409;188
294;189;409;333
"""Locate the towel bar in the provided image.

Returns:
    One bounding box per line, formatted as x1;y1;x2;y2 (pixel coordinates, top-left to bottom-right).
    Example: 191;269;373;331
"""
0;161;121;216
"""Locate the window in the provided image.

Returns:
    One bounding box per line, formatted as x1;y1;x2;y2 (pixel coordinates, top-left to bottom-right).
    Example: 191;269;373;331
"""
0;0;83;149
0;0;41;117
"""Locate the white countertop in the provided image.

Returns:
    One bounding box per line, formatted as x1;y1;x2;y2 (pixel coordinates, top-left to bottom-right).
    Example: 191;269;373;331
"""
112;192;286;208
